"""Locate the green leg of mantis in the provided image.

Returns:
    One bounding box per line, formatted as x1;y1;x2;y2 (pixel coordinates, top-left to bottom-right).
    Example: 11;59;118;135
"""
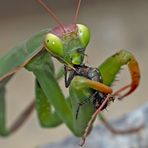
69;76;96;136
0;87;7;136
35;76;95;136
0;76;35;136
35;64;65;128
0;77;11;136
26;51;74;133
99;49;140;99
0;85;35;136
35;79;63;127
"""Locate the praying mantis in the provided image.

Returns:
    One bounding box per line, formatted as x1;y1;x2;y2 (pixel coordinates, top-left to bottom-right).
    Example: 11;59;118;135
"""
0;0;144;146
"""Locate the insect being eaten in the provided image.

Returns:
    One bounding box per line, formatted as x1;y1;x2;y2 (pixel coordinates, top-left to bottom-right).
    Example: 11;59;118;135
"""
0;0;144;146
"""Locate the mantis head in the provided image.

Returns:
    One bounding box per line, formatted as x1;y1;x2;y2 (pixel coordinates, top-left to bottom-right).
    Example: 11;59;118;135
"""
37;0;90;67
44;24;90;65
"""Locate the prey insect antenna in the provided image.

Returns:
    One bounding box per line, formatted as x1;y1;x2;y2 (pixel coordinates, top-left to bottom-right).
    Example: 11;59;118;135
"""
73;0;82;25
37;0;65;32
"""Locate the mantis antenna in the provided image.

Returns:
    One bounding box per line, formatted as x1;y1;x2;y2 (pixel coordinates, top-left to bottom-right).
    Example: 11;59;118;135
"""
73;0;82;25
37;0;65;32
37;0;82;32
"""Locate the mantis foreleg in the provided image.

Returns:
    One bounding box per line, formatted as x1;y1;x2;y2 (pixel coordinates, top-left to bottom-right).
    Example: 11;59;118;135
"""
99;49;140;99
35;79;62;127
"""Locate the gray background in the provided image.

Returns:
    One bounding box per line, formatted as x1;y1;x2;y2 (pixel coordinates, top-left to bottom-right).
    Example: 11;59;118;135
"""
0;0;148;147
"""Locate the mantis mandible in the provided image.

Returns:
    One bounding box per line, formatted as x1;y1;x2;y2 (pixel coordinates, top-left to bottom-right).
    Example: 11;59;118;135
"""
0;0;143;146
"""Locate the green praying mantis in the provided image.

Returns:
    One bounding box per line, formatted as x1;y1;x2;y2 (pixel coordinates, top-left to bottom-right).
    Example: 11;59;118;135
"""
0;0;144;146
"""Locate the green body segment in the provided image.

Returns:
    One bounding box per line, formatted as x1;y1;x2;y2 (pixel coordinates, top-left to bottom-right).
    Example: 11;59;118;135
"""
0;29;49;78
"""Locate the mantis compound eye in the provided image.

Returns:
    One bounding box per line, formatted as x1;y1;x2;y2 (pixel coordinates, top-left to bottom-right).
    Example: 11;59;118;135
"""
44;33;64;57
77;24;90;47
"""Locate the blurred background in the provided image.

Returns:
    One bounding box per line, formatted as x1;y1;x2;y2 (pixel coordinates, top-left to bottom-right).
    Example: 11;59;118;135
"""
0;0;148;147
